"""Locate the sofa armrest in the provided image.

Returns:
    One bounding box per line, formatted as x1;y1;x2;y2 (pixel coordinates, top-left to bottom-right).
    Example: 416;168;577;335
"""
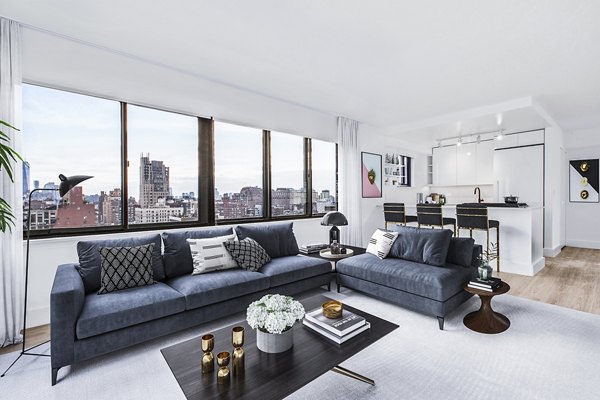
471;245;483;268
50;264;85;368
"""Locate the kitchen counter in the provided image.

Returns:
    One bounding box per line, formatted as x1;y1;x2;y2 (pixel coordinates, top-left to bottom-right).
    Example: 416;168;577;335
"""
405;204;544;276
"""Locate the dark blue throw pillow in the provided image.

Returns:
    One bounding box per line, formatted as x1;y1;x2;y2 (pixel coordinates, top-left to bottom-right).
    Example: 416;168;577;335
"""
234;222;299;259
76;234;164;294
161;227;234;278
389;226;452;267
446;237;475;267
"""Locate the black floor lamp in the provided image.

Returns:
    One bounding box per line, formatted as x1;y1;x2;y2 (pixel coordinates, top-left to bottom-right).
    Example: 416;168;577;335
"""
1;173;92;378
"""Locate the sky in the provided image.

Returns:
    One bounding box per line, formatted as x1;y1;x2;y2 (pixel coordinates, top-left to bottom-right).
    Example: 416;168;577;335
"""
22;84;336;199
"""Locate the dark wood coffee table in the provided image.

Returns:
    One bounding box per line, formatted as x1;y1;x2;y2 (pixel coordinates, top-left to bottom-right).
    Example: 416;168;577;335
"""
161;294;398;400
463;281;511;334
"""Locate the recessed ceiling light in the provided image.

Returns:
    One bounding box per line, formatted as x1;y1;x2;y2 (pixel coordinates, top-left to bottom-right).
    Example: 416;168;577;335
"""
457;138;463;147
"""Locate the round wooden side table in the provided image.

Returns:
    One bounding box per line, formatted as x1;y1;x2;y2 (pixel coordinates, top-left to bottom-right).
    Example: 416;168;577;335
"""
463;281;510;334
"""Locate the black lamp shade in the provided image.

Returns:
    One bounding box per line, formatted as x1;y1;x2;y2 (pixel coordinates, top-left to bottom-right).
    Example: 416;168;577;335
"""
320;211;348;227
321;211;348;245
58;174;94;197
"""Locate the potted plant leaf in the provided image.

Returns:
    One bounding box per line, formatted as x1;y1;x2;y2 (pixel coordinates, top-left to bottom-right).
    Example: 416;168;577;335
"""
0;119;22;232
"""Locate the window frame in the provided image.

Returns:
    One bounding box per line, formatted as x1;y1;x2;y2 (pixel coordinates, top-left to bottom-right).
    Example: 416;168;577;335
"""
23;83;337;239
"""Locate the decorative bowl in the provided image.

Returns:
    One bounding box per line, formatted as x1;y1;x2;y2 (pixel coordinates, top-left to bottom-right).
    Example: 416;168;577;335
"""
322;300;343;319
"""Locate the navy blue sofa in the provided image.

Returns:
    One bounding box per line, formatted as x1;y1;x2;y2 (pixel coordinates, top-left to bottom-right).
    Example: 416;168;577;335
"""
50;223;331;385
336;226;481;330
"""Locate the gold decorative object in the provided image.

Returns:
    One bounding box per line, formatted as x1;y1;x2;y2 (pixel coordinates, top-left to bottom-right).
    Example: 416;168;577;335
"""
581;190;589;200
322;300;343;319
580;161;589;172
231;326;245;376
201;334;214;374
368;169;376;184
581;177;588;186
217;351;231;384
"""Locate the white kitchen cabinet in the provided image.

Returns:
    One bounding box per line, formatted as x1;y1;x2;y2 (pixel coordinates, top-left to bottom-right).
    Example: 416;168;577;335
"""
432;146;457;186
456;142;477;185
476;140;494;184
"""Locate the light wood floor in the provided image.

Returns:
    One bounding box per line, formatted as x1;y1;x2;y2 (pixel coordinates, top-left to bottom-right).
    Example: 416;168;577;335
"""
1;246;598;356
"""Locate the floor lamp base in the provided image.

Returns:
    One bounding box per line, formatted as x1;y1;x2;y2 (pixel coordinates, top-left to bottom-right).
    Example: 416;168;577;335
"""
0;340;51;378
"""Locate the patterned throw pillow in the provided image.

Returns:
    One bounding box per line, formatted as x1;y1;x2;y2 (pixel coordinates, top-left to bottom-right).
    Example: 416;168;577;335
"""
98;244;155;294
224;237;271;272
187;234;238;275
366;229;399;259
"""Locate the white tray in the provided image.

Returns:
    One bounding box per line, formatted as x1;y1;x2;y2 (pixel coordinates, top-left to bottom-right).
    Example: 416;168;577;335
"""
319;248;354;259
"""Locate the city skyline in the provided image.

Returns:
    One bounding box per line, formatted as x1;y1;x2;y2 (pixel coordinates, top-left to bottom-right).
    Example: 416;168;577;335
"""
23;84;336;197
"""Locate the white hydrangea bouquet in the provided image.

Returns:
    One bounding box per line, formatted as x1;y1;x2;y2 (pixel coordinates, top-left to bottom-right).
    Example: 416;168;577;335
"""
246;294;305;334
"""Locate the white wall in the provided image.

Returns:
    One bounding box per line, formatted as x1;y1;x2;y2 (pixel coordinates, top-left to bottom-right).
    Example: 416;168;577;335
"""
564;128;600;249
544;126;566;256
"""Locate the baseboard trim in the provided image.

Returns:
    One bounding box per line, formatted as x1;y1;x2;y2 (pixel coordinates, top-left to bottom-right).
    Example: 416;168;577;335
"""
566;240;600;250
26;306;49;329
532;257;546;275
543;246;562;258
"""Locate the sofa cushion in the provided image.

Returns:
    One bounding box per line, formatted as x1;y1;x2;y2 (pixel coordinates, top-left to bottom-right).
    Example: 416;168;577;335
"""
447;237;476;267
258;255;332;287
187;234;238;275
366;229;398;259
76;234;164;294
166;269;270;310
76;282;185;339
235;222;299;258
98;244;155;294
389;226;452;266
224;237;271;272
162;227;234;279
336;253;475;301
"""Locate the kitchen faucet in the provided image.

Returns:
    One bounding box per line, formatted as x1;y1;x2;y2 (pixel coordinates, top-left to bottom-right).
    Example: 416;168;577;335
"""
474;187;483;203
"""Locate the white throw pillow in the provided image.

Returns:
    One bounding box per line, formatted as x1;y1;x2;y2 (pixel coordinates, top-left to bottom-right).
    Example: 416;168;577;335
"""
187;234;238;275
366;229;399;259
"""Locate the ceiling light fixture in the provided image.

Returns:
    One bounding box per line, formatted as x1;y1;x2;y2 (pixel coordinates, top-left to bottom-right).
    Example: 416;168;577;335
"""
476;135;481;144
457;137;463;147
495;129;504;141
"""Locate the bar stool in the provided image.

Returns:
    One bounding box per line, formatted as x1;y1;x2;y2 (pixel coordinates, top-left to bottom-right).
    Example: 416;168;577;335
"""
456;204;500;272
383;203;417;230
416;203;456;236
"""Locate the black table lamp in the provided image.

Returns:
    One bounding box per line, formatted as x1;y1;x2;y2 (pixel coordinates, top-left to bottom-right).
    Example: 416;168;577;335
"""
1;173;93;379
321;211;348;245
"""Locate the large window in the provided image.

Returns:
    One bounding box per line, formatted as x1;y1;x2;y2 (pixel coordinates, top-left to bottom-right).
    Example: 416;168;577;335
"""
127;105;198;225
311;139;337;214
271;131;306;217
22;85;121;230
214;122;264;220
22;84;338;236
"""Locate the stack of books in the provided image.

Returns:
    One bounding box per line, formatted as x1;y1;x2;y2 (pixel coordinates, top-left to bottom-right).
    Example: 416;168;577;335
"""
468;277;502;292
303;307;370;344
299;243;328;254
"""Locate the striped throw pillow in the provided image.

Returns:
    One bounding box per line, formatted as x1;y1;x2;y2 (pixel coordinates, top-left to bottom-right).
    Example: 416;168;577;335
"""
366;229;399;259
187;234;239;275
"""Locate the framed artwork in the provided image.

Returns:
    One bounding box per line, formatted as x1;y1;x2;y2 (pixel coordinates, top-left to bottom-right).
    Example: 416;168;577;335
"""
569;159;599;203
361;152;382;198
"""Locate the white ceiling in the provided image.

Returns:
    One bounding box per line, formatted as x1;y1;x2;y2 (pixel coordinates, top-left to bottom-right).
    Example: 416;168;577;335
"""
1;0;600;133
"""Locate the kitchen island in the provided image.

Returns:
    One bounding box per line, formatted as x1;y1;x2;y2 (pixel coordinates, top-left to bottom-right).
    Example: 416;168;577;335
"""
405;204;544;276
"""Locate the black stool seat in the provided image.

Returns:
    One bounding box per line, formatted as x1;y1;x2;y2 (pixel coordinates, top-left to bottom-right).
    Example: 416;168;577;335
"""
416;204;456;236
455;204;501;272
383;203;417;229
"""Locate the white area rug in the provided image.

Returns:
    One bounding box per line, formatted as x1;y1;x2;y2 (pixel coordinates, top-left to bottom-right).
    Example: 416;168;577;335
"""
1;289;599;400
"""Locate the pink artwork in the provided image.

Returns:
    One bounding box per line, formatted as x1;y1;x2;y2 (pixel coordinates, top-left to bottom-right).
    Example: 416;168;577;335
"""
361;152;382;198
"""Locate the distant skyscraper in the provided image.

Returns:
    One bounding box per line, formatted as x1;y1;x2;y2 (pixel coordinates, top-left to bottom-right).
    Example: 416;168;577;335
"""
139;153;170;208
22;161;30;195
33;180;40;190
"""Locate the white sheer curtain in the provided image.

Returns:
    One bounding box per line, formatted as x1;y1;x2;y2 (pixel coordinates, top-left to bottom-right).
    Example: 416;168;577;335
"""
337;117;362;246
0;18;23;347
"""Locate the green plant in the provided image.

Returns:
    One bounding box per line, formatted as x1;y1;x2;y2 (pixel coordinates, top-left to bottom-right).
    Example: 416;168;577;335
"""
0;119;22;233
483;242;499;262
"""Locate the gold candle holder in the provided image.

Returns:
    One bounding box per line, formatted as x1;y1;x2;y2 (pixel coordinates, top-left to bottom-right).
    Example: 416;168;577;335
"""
201;334;214;374
232;326;245;376
322;300;343;319
217;351;231;384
